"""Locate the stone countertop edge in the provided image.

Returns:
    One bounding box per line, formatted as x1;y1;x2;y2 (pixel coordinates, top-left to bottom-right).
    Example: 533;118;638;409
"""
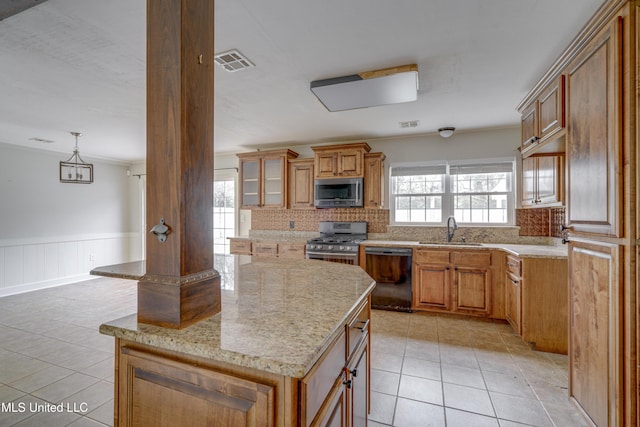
362;240;567;259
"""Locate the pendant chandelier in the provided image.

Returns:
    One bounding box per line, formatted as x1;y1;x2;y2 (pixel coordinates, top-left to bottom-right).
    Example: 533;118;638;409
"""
59;132;93;184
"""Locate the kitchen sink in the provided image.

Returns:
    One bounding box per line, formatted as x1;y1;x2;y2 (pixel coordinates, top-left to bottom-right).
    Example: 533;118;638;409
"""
419;242;483;246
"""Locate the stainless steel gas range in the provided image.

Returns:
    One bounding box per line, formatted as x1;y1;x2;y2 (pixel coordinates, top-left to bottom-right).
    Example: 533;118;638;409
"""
305;221;367;265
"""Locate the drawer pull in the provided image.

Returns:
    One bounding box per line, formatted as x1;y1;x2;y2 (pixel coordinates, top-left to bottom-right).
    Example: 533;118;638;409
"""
356;319;369;332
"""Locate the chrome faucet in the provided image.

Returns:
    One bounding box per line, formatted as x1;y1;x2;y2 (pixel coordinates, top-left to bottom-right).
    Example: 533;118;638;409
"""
446;216;458;242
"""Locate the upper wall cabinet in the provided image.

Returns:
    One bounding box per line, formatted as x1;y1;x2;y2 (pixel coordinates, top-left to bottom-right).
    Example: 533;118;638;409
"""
566;14;622;237
521;155;564;208
311;142;371;178
519;75;566;157
237;149;299;209
288;158;315;209
363;152;385;208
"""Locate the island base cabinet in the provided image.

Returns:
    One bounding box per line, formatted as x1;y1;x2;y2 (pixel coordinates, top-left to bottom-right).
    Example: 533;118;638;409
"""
115;342;277;427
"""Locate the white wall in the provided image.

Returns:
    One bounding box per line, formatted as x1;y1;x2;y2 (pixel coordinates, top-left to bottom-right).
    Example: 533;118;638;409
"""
0;143;141;295
219;126;522;227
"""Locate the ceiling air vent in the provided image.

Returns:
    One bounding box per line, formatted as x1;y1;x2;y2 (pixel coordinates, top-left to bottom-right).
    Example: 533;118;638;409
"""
214;49;255;72
399;120;419;129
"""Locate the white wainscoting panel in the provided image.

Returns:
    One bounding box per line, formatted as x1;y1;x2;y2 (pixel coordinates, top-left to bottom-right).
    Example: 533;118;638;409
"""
0;233;140;296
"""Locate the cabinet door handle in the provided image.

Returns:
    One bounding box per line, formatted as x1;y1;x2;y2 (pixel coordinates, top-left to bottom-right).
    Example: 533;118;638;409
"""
560;224;572;231
343;379;352;389
350;368;358;377
356;319;369;332
525;136;540;146
562;238;570;245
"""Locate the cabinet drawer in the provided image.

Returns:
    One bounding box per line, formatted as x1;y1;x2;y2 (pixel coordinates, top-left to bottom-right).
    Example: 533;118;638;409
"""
301;331;346;427
230;239;252;255
253;242;278;257
414;249;450;264
347;301;369;359
451;251;491;266
506;254;522;277
278;243;306;259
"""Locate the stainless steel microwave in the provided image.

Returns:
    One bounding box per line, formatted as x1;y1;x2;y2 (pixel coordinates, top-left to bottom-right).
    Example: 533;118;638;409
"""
314;178;363;208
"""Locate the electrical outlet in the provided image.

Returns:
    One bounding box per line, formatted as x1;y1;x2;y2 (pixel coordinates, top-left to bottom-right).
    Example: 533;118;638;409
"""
289;221;295;229
89;253;96;261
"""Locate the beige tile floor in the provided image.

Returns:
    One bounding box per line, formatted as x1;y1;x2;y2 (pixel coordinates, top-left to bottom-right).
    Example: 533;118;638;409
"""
368;309;589;427
0;275;588;426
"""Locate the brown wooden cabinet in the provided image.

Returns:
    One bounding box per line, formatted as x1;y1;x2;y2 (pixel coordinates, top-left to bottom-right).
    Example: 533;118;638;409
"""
505;271;521;334
414;263;451;311
521;155;564;207
229;239;306;259
566;14;622;237
229;238;252;255
520;75;566;156
289;159;315;209
569;239;621;426
253;242;278;257
505;254;568;354
302;300;370;427
518;1;637;424
116;344;277;427
413;248;492;316
238;149;299;209
311;143;371;179
505;255;522;334
363;153;385;208
112;297;371;427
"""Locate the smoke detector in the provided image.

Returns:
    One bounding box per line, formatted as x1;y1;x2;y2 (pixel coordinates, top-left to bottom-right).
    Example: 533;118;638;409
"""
214;49;255;72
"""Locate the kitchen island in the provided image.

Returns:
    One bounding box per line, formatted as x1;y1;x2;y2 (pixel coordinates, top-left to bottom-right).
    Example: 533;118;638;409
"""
97;256;375;426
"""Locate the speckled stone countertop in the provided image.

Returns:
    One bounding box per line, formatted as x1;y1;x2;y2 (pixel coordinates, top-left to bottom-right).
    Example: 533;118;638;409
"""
362;240;567;259
99;257;375;378
228;235;313;243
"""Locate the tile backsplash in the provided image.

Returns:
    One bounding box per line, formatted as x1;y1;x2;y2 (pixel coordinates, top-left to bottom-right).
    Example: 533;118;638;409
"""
249;207;565;242
251;208;390;233
516;207;565;238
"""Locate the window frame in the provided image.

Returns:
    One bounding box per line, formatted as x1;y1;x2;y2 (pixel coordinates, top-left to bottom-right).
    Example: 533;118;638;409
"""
390;157;516;226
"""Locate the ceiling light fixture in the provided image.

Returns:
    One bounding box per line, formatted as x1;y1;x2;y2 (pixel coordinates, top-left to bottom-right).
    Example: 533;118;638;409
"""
438;127;455;138
310;64;419;112
60;132;93;184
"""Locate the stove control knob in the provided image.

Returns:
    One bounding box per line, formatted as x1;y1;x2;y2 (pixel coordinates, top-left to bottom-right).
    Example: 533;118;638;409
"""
339;246;345;250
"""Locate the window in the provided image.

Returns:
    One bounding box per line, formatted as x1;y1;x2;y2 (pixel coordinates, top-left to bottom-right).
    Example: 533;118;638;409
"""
391;159;514;225
213;170;237;254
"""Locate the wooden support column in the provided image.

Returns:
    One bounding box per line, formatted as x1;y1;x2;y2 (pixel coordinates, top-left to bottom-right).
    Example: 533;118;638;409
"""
139;0;219;329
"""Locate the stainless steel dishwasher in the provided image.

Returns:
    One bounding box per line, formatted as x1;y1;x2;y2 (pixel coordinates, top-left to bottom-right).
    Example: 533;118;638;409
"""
364;246;412;312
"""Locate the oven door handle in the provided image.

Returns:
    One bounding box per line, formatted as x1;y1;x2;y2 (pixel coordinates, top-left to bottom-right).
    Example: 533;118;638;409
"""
306;251;357;258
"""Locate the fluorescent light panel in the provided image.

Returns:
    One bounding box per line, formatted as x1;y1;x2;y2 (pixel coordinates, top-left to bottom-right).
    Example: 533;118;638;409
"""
311;64;418;112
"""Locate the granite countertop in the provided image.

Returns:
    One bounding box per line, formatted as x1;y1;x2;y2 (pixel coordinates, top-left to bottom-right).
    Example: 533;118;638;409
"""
228;235;311;243
361;240;567;259
99;256;375;378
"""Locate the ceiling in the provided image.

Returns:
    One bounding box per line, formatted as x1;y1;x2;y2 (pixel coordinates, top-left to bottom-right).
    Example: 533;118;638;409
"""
0;0;605;163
